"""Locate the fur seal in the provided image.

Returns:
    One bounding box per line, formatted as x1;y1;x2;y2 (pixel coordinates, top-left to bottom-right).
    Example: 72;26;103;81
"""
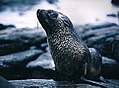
37;9;103;82
37;9;90;81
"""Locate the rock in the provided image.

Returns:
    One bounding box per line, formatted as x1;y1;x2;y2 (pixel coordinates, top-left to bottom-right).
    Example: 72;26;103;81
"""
46;0;58;4
101;37;119;62
81;22;117;30
102;57;119;79
107;13;117;18
111;0;119;5
0;23;15;30
9;79;119;88
0;49;43;79
27;48;54;70
76;22;119;61
102;57;117;64
0;76;15;88
0;27;47;55
9;79;100;88
26;48;55;79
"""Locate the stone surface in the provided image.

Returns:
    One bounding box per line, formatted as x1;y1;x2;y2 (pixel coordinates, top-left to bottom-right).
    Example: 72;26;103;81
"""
0;23;15;30
76;22;119;61
111;0;119;5
75;22;119;79
102;57;119;79
0;49;43;79
27;48;55;70
9;79;119;88
0;27;47;55
26;48;55;79
0;76;15;88
107;13;117;18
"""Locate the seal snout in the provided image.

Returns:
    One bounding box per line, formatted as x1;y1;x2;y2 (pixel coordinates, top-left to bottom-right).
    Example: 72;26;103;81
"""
37;9;45;13
37;9;45;17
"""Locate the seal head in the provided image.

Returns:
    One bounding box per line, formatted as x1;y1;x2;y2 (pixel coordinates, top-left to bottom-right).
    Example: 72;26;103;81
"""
37;9;73;36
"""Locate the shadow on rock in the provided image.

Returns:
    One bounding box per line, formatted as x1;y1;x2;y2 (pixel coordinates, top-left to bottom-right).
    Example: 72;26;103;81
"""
0;49;43;79
0;27;47;55
0;76;15;88
26;48;56;79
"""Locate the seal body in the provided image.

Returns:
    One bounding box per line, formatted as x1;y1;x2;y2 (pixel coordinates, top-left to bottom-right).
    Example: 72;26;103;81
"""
37;9;96;81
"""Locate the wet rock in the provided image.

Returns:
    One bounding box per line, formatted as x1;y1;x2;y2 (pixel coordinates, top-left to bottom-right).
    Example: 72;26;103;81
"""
46;0;58;4
0;23;15;30
0;49;43;79
76;22;119;61
0;27;47;55
26;48;55;79
101;37;119;62
27;48;54;70
107;13;117;18
102;57;119;79
0;76;15;88
111;0;119;5
9;79;119;88
80;22;117;30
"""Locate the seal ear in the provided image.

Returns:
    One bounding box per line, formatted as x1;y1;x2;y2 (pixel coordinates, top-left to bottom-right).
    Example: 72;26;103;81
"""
62;16;73;27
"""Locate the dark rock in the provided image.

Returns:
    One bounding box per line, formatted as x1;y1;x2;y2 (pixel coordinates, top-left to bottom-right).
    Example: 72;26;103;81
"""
76;22;119;61
0;27;47;55
101;37;119;62
107;13;117;18
0;76;15;88
46;0;58;4
0;23;15;30
9;79;119;88
26;48;55;79
81;22;117;30
102;57;119;79
0;49;43;79
111;0;119;5
27;48;54;70
9;79;98;88
40;43;48;51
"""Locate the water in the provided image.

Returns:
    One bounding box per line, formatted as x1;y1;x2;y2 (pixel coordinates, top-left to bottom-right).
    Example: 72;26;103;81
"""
0;0;119;28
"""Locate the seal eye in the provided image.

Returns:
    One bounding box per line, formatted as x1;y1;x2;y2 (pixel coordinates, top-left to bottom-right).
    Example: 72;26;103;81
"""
47;10;58;20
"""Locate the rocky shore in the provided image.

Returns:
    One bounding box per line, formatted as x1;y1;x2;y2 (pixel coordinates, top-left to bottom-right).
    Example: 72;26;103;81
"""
0;22;119;88
0;0;119;87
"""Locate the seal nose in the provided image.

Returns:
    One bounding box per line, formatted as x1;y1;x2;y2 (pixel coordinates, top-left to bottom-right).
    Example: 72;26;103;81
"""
37;9;45;17
37;9;45;13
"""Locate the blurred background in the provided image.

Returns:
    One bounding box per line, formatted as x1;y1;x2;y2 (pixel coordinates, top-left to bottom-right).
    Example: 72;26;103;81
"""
0;0;119;28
